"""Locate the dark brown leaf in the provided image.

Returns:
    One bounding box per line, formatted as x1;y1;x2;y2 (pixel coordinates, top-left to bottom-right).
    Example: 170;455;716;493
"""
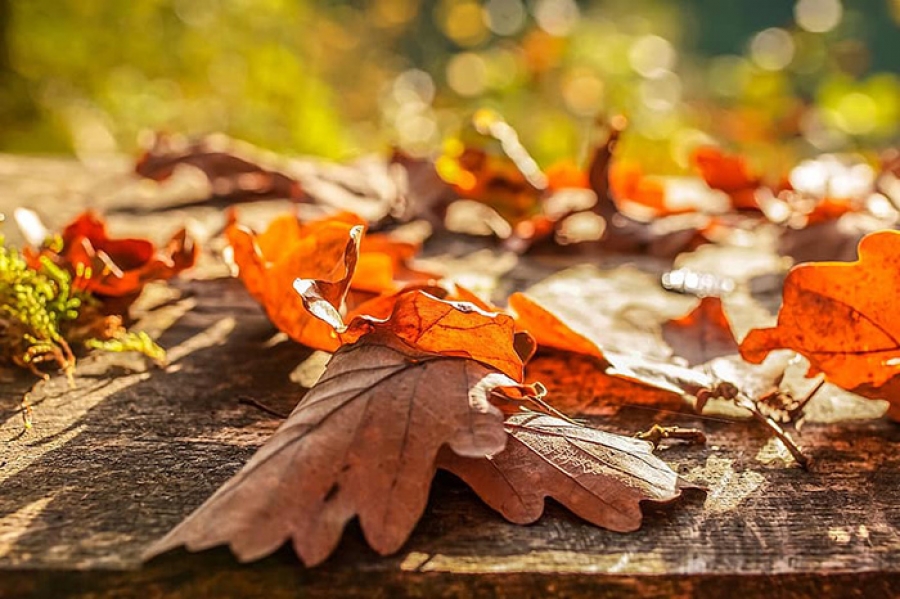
136;132;303;202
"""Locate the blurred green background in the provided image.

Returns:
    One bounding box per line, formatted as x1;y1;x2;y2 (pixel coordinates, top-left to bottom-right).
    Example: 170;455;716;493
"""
0;0;898;169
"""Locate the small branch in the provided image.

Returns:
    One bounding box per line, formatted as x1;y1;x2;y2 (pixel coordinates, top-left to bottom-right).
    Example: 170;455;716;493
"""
636;424;707;449
238;396;289;419
734;394;810;469
789;376;826;421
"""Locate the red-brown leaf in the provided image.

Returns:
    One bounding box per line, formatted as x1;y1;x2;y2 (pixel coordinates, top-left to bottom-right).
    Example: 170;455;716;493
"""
28;211;197;302
662;297;739;367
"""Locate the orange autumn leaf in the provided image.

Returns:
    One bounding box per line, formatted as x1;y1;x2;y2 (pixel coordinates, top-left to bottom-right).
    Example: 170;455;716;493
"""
608;161;671;215
692;146;761;211
803;196;857;225
545;160;589;191
226;210;438;350
507;292;606;362
740;230;900;420
28;211;197;301
226;215;361;351
297;283;526;382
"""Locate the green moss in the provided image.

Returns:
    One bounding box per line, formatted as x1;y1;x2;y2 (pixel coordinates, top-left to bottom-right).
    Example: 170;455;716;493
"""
0;235;165;377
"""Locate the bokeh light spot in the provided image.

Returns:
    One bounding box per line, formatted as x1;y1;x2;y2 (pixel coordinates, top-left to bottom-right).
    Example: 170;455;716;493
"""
750;28;795;71
795;0;843;33
446;53;488;96
629;35;677;78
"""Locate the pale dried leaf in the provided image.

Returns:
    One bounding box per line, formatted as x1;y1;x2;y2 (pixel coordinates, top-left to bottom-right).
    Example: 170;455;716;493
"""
439;412;686;532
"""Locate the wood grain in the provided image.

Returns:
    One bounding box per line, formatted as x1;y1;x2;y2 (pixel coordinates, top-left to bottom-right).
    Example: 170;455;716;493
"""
1;157;899;598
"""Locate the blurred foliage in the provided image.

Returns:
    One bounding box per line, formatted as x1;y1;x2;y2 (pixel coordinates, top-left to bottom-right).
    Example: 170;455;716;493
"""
0;0;897;170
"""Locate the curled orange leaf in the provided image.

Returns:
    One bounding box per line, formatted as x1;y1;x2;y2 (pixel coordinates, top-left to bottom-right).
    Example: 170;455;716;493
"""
226;214;360;351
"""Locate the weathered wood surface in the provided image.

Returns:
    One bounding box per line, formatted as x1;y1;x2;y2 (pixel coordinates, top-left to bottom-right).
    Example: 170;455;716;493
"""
2;155;900;598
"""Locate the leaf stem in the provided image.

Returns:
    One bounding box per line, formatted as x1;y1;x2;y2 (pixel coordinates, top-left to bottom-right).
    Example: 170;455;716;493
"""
734;394;810;469
238;395;289;419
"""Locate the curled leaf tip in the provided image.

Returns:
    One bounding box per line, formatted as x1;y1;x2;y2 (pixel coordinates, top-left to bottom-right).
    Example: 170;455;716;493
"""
293;277;348;333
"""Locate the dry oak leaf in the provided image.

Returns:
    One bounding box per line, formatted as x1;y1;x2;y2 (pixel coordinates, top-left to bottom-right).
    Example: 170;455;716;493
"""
662;296;739;367
438;412;686;531
146;332;533;566
136;132;304;202
692;146;761;211
298;284;527;382
227;214;359;351
27;211;197;302
740;229;900;420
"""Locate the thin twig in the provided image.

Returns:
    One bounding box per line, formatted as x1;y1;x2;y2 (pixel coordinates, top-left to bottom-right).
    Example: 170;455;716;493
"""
636;424;707;448
20;395;33;430
789;376;826;421
734;394;810;469
238;396;289;419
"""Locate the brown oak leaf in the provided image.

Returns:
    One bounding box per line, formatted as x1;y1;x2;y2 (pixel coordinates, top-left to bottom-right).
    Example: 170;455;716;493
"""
136;132;304;202
438;412;686;531
146;331;530;566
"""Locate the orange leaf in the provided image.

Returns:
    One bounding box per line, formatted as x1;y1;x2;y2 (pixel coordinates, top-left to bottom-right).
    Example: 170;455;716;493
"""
322;290;524;381
662;297;739;367
508;292;605;361
740;230;900;419
226;215;359;351
226;210;439;350
692;146;761;210
609;161;669;215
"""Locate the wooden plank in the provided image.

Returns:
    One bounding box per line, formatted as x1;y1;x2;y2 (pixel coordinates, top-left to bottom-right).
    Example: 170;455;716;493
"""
2;157;900;598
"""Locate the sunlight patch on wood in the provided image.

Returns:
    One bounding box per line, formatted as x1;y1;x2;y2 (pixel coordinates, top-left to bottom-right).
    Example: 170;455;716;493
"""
687;456;765;513
415;549;667;574
0;496;55;559
1;317;235;483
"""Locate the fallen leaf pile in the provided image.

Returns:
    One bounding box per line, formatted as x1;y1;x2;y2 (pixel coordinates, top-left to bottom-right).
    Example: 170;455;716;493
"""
148;134;900;562
147;221;691;566
13;107;900;570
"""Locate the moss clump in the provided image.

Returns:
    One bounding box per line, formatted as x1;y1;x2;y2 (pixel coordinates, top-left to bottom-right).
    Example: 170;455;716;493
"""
0;235;164;378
